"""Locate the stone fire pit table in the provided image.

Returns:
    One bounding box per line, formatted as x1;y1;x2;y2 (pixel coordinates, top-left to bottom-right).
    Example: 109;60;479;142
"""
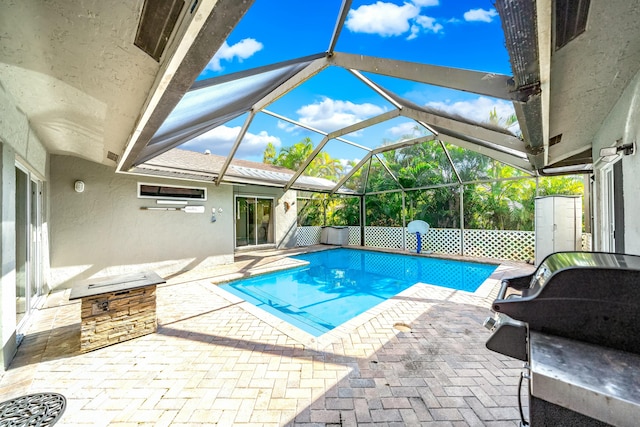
69;271;165;352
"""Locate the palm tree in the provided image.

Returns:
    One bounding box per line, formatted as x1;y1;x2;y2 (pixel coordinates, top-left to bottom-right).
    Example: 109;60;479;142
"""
308;151;344;180
269;137;314;170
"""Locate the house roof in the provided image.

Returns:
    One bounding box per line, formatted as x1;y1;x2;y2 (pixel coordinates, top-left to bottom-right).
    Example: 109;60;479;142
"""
134;148;343;193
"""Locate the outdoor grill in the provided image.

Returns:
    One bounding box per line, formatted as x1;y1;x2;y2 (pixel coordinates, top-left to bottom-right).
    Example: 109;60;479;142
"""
484;251;640;426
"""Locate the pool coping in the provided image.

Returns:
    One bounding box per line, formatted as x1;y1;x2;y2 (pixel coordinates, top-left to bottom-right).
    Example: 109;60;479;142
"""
206;246;533;351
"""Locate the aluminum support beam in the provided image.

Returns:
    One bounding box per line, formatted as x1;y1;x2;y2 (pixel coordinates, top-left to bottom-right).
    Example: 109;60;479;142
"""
440;140;462;184
330;153;374;195
401;106;528;154
261;109;370;152
284;110;400;191
536;0;552;166
330;52;524;102
348;69;404;109
437;133;534;173
329;135;436;194
216;111;255;185
327;0;352;54
253;57;329;112
373;153;402;189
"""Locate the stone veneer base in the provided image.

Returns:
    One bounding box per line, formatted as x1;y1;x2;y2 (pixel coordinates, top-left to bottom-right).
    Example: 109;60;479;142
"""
79;284;157;352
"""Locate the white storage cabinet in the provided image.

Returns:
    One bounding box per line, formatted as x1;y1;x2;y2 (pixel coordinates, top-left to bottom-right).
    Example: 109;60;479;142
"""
320;226;349;245
535;196;582;265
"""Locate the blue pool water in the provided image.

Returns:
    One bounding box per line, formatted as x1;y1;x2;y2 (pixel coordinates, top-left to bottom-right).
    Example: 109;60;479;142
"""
220;248;497;336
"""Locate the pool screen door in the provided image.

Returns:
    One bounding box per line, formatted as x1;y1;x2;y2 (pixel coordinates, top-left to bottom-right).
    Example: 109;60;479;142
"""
235;197;274;247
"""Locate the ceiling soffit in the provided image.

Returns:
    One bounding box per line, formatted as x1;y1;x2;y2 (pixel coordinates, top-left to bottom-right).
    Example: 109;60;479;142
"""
119;0;256;171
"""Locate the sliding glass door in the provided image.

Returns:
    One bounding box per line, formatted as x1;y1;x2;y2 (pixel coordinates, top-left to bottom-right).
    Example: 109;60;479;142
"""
235;196;274;247
15;164;43;331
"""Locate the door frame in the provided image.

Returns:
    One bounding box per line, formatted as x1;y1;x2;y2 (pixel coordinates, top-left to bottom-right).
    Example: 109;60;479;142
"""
15;162;44;333
234;195;276;249
597;160;624;253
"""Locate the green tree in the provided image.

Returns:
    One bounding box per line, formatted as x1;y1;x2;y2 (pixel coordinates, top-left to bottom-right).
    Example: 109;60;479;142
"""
262;142;277;164
264;123;585;231
265;138;358;226
265;137;344;180
270;137;314;170
307;151;344;180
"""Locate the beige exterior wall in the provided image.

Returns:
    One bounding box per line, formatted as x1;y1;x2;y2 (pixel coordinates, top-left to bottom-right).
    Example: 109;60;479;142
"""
49;155;238;288
232;185;298;250
0;81;49;369
592;70;640;255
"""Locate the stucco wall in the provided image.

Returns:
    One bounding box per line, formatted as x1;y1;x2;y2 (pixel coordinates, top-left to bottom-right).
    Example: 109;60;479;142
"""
0;84;48;176
0;144;17;369
0;81;49;369
49;155;236;288
592;70;640;255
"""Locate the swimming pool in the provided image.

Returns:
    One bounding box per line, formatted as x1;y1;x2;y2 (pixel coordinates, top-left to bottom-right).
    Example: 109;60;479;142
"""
220;248;497;336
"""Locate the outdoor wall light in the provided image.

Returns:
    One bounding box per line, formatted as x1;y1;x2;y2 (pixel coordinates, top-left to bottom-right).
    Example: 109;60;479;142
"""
284;201;295;212
74;180;85;193
599;140;636;162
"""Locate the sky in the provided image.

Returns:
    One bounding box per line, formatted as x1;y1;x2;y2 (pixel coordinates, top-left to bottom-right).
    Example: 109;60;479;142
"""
178;0;516;166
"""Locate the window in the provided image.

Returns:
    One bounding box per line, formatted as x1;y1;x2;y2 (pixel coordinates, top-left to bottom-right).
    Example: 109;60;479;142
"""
138;183;207;201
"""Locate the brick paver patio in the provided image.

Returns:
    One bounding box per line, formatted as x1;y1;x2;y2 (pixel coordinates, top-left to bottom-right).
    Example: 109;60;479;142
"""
0;247;534;426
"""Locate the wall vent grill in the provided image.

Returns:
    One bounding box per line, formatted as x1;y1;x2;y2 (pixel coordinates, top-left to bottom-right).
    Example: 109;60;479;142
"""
555;0;591;49
134;0;185;61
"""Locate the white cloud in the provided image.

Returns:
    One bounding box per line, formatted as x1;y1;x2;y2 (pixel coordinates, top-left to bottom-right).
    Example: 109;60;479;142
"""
346;1;443;39
407;25;420;41
346;2;419;36
180;125;281;159
277;120;296;133
426;97;518;131
463;8;498;23
415;15;443;33
296;97;386;133
205;38;263;72
412;0;439;6
387;121;423;138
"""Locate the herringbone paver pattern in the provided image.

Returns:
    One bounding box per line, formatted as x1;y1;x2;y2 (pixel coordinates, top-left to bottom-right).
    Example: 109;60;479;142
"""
0;248;533;426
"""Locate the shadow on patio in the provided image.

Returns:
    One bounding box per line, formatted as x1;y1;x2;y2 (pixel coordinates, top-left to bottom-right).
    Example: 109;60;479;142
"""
0;255;530;426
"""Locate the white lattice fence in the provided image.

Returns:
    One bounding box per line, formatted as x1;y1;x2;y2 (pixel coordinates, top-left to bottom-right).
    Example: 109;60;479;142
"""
464;229;534;261
348;226;362;245
296;226;322;246
362;227;462;255
424;228;462;255
364;227;405;249
297;226;592;262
